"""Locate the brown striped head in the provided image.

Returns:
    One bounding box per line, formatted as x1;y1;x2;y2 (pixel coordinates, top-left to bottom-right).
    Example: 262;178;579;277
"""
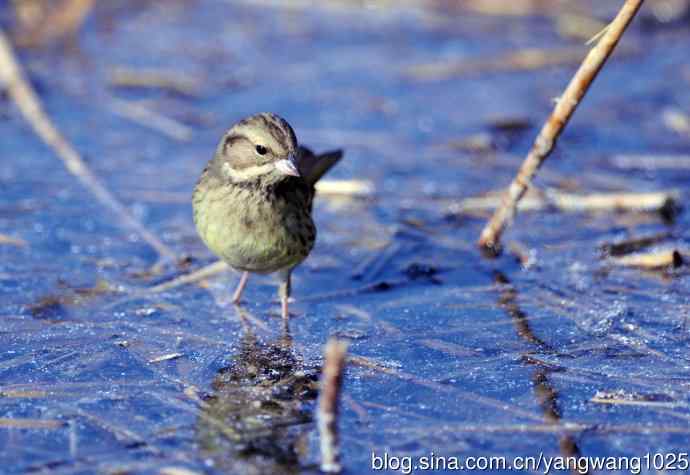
214;112;300;183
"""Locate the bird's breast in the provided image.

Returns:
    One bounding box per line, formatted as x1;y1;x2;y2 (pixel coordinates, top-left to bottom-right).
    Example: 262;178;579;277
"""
193;180;316;273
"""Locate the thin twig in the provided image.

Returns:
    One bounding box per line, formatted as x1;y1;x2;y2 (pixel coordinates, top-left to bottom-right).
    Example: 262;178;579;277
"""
110;98;194;142
404;46;634;81
600;231;673;256
159;468;204;475
147;260;229;293
610;249;684;269
0;233;27;247
233;304;271;333
318;338;348;474
108;66;203;97
591;397;683;409
63;407;155;451
148;352;184;364
0;29;177;264
453;189;678;215
0;418;65;429
391;422;690;435
315;179;374;197
477;0;645;255
610;154;690;170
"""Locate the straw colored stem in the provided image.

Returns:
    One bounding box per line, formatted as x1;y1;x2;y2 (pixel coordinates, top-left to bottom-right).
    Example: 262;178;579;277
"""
610;249;684;269
110;98;193;142
455;190;677;215
318;338;348;473
0;29;177;264
147;261;229;293
478;0;645;255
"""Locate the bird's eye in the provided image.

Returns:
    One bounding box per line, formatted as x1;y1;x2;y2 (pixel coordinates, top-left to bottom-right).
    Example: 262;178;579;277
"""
255;145;267;155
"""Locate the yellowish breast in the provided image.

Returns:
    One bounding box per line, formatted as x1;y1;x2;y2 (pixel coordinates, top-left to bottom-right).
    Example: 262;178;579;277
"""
192;181;315;274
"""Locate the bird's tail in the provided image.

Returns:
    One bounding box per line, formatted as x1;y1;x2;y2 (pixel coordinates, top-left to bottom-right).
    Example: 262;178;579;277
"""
297;146;343;186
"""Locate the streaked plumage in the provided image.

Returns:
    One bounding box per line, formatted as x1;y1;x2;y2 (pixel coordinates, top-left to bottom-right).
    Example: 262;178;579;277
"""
193;113;342;320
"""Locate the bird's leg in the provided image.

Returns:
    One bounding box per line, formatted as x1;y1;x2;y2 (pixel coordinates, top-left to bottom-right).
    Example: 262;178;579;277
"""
278;268;292;321
232;271;250;304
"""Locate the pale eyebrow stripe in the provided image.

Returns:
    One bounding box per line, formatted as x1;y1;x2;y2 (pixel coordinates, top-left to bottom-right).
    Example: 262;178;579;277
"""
223;162;274;182
222;133;249;152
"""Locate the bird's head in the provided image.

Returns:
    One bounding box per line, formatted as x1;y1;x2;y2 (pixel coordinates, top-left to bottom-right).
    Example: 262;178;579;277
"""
214;112;300;184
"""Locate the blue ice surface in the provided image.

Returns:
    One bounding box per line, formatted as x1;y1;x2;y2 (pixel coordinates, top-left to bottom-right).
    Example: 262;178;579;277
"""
1;1;690;473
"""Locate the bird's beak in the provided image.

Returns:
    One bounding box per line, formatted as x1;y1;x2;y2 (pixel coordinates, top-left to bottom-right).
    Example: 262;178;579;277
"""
274;153;301;177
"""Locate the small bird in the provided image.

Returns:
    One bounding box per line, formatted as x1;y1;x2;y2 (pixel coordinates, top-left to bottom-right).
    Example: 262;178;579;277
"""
193;113;342;320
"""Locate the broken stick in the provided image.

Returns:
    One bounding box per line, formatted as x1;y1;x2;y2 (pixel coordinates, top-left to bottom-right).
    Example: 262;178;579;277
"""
318;338;348;473
0;29;177;264
477;0;645;255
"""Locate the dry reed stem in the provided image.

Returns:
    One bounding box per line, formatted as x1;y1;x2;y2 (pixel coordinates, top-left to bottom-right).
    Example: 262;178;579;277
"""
541;190;677;213
233;304;271;333
455;189;677;215
462;0;566;16
318;338;348;473
67;407;155;450
315;179;374;196
591;397;683;409
600;232;672;256
0;390;49;398
108;67;202;97
395;422;690;435
610;249;684;269
611;154;690;170
110;98;194;142
477;0;645;255
148;352;184;364
405;46;620;81
0;417;65;429
0;233;28;247
147;260;229;293
0;29;177;264
160;468;204;475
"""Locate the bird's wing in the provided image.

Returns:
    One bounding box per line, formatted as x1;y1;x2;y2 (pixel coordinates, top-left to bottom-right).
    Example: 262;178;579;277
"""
297;145;343;186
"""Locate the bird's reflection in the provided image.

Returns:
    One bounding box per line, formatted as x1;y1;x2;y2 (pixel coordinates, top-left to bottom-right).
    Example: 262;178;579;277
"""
196;307;320;475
